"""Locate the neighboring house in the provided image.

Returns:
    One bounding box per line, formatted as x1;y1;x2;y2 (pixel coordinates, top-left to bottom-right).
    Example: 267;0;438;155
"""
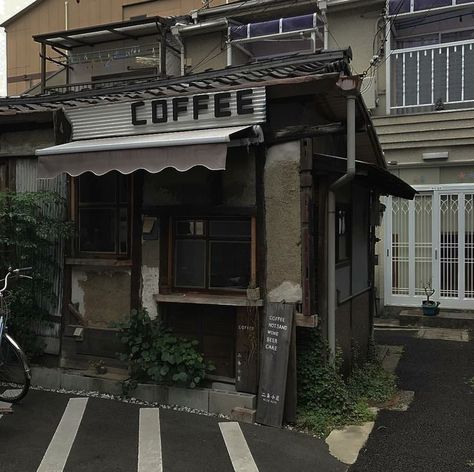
1;0;231;95
320;0;474;312
0;5;414;422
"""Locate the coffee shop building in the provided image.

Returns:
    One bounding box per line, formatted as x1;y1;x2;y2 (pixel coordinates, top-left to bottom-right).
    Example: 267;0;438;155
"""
0;47;414;419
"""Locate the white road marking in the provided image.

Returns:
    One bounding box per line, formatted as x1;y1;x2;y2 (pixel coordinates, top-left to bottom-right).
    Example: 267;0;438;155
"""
138;408;163;472
37;397;88;472
0;399;13;414
219;422;259;472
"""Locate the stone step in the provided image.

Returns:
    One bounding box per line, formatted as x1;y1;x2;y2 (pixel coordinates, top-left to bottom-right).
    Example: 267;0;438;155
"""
399;309;474;330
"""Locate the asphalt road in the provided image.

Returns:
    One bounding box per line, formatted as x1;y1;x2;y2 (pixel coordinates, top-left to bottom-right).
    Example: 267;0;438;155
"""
351;328;474;472
0;389;345;472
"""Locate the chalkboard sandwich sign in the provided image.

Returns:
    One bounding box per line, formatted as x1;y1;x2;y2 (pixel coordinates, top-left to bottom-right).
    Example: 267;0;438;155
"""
256;302;294;428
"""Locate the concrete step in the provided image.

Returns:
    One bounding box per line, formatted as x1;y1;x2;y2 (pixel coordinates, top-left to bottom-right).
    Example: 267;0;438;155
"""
399;309;474;330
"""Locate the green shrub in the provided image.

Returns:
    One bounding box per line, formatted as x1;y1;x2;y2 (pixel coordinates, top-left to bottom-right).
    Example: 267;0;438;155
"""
118;308;214;390
0;191;72;358
348;361;396;404
296;328;396;437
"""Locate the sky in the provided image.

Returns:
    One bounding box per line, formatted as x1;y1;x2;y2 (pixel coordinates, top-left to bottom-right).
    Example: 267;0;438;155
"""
0;0;36;96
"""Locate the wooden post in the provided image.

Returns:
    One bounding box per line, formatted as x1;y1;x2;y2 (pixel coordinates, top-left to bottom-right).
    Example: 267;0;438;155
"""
130;171;143;311
40;43;46;94
250;216;257;286
300;138;314;317
160;25;167;77
284;313;297;423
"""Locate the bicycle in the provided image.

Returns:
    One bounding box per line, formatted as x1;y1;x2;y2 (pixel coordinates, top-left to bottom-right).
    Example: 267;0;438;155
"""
0;267;33;403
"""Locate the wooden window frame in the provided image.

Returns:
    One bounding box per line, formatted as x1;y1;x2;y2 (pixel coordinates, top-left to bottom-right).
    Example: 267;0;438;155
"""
73;172;132;259
169;215;257;294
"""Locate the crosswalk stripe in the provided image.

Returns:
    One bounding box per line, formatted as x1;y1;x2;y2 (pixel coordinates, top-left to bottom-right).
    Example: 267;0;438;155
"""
36;397;88;472
138;408;163;472
219;422;259;472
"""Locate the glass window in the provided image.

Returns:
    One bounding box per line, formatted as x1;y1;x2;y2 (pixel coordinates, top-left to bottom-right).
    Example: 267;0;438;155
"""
77;172;129;256
173;218;252;291
336;208;351;263
209;241;250;289
174;240;206;288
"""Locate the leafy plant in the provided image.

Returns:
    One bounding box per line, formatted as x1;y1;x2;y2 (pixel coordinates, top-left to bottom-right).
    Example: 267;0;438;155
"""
347;360;396;405
296;327;397;437
467;377;474;389
118;308;214;390
0;191;72;358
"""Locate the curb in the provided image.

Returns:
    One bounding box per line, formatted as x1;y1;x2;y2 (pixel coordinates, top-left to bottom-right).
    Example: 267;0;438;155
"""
30;366;256;417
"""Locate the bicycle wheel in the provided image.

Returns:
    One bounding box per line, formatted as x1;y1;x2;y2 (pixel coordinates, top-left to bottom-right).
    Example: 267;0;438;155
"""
0;333;30;402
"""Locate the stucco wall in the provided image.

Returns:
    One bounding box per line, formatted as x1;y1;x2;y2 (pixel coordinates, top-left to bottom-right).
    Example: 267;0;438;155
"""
143;147;256;207
71;267;131;327
0;128;55;157
264;141;302;303
141;146;256;315
141;238;160;318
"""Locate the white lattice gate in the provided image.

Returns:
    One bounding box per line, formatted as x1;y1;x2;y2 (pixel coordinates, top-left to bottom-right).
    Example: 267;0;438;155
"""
384;184;474;309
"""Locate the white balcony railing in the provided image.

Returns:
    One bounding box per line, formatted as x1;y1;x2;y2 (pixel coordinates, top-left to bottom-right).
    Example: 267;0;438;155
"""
390;39;474;112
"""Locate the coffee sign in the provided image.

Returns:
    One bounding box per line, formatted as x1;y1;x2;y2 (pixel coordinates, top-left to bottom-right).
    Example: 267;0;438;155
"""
65;87;266;140
131;89;255;126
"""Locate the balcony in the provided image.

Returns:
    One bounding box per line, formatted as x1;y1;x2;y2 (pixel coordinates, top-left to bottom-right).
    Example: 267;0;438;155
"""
389;39;474;114
32;16;180;96
388;0;474;16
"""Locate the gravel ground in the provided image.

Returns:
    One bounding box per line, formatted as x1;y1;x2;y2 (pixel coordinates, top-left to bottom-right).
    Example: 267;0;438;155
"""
350;329;474;472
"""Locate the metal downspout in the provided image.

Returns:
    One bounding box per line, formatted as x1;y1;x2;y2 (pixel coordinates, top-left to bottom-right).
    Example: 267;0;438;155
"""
318;1;329;49
327;95;356;362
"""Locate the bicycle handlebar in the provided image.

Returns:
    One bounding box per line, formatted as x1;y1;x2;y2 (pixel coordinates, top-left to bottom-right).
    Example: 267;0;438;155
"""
12;267;33;274
0;267;33;293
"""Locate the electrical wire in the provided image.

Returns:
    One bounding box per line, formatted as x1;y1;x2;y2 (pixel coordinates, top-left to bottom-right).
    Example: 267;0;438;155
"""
368;3;443;78
361;0;407;78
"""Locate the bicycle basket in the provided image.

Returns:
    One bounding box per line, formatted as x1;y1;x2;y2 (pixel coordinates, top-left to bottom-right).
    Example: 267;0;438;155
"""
0;293;11;318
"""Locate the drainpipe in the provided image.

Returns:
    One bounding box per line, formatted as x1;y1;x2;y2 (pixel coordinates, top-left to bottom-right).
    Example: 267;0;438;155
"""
318;1;329;50
327;94;356;362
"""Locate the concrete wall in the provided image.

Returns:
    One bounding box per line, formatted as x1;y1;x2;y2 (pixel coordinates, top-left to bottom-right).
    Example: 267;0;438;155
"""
264;141;302;303
327;1;384;113
183;31;227;73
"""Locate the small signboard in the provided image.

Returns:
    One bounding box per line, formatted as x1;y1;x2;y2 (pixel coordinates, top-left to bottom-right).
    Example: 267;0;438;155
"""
235;307;258;394
256;302;294;428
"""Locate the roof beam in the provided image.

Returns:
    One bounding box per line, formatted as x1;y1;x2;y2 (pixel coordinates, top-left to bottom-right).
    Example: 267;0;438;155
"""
106;28;139;40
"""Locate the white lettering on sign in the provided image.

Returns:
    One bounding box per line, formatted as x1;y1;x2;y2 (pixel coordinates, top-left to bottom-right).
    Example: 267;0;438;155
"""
260;391;280;405
264;313;289;353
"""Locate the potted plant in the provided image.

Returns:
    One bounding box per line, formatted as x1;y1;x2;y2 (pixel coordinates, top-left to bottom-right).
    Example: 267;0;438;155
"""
422;283;440;316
